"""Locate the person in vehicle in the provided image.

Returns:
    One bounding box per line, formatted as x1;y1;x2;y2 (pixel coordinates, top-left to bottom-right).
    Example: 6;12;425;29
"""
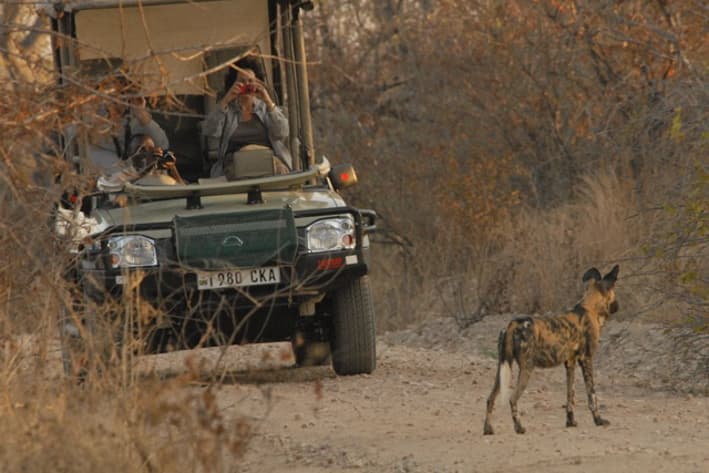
80;74;170;175
201;58;292;177
97;134;185;192
128;135;185;185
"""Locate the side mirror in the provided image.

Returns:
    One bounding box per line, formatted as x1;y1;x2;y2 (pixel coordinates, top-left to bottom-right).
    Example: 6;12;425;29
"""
329;163;358;190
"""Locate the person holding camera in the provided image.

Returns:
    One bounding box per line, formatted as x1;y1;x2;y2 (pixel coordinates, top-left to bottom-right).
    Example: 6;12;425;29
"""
59;75;174;212
202;59;292;177
98;134;184;192
69;74;170;176
128;134;185;185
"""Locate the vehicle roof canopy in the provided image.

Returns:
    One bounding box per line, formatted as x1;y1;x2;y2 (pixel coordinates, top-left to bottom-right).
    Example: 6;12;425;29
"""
50;0;281;95
48;0;280;13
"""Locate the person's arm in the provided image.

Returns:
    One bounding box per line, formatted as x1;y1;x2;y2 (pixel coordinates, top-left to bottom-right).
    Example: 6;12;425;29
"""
130;98;169;149
203;78;244;137
201;106;228;138
255;85;289;140
163;161;185;184
136;120;170;150
264;105;289;140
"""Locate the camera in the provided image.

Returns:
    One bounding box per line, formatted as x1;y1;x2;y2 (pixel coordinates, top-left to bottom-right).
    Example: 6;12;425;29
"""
155;150;176;169
238;83;257;95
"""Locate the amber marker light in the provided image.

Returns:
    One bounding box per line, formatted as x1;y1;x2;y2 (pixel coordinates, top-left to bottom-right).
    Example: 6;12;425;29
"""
329;164;358;190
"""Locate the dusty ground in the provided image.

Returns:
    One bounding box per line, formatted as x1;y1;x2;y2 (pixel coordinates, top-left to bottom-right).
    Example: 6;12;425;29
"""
145;314;708;473
16;313;706;472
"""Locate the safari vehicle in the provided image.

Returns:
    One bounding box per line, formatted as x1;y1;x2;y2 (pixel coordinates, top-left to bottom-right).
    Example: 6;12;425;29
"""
51;0;377;375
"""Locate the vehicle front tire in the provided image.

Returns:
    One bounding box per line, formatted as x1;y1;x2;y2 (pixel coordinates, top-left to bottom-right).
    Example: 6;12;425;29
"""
329;275;376;375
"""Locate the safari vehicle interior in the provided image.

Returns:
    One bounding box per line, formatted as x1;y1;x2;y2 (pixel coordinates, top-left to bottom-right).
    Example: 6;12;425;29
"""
55;0;319;188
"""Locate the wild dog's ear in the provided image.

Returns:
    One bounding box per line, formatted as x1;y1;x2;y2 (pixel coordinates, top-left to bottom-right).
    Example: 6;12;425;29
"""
582;268;602;283
602;264;620;286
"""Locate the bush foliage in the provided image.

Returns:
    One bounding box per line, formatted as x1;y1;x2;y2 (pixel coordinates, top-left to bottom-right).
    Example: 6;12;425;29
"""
305;0;707;328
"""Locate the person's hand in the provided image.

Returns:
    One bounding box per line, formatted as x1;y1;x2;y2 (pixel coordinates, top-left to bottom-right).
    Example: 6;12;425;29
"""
162;160;184;184
219;82;241;109
254;82;276;110
158;150;178;170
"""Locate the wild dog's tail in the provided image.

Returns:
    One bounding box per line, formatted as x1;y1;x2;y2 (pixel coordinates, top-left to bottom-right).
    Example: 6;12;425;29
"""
497;328;514;403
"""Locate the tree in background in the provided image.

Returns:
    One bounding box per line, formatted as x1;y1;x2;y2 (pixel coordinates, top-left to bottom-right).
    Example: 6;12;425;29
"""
305;0;706;327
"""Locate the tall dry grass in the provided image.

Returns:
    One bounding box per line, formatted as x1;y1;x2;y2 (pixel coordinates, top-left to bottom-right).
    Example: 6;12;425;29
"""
495;171;639;313
371;161;706;331
1;168;255;472
0;4;272;467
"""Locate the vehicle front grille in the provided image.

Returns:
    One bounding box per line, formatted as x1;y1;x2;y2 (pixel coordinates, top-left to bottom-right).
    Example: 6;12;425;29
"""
173;207;297;270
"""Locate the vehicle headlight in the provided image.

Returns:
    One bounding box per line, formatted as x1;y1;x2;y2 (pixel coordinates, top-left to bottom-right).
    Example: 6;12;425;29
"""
107;235;157;268
305;216;356;253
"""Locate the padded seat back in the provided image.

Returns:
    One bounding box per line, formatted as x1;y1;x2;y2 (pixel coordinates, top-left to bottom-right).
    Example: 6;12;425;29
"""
224;144;275;180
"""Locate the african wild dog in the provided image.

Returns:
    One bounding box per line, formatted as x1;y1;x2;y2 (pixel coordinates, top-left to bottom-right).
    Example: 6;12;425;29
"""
483;265;619;435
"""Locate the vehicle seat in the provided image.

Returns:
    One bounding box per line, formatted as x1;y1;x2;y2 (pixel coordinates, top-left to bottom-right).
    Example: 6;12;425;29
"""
224;144;276;180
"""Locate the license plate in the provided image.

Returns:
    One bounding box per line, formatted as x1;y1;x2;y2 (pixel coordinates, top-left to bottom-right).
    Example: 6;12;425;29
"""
196;267;281;290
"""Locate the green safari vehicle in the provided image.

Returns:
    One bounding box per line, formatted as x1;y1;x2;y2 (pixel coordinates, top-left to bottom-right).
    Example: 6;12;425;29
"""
51;0;377;376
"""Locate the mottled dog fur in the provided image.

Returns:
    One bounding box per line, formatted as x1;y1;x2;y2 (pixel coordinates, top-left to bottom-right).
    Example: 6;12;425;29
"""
483;265;619;435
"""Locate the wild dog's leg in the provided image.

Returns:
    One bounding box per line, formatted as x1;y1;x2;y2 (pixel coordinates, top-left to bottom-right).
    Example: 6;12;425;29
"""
484;330;508;435
579;358;609;426
565;360;577;427
509;364;532;434
483;363;501;435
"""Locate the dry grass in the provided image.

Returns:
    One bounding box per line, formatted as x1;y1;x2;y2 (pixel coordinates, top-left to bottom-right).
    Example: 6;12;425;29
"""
370;165;707;331
0;335;256;473
495;170;639;313
0;366;253;473
0;179;257;472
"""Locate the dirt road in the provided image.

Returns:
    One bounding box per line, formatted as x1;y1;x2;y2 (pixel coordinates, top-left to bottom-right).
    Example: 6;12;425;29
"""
173;315;708;473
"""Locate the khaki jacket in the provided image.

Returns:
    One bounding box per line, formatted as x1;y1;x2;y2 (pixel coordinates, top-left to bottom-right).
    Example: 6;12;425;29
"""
201;98;292;177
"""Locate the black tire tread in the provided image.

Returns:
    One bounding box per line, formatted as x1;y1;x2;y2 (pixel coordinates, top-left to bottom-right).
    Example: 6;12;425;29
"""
331;275;376;375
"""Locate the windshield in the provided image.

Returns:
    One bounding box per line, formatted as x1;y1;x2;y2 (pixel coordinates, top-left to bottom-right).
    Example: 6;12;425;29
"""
58;0;308;186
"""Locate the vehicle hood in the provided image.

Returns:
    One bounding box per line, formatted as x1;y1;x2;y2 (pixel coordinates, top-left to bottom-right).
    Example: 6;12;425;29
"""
95;188;347;230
